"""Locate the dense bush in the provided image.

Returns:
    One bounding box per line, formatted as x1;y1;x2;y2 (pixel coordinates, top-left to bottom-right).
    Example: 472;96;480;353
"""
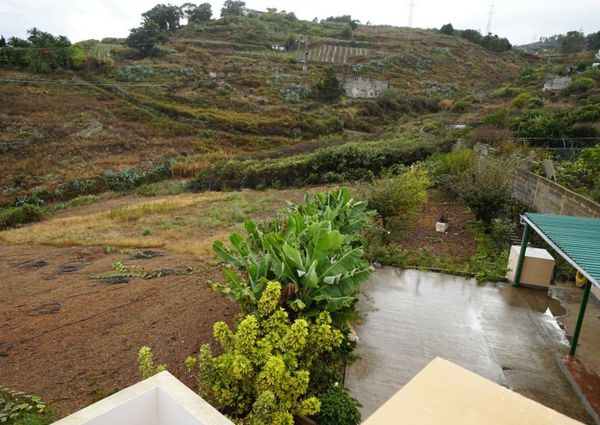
367;168;429;228
190;281;342;424
0;29;86;72
556;144;600;202
459;29;511;52
430;148;475;184
451;155;518;223
378;89;439;115
315;385;362;425
0;204;45;230
561;77;596;96
316;68;342;102
281;83;311;103
189;135;450;191
490;86;522;99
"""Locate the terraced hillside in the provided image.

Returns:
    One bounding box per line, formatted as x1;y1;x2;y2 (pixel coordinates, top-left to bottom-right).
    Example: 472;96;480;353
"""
0;14;532;206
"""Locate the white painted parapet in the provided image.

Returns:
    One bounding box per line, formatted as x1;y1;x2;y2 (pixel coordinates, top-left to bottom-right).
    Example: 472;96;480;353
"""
53;371;233;425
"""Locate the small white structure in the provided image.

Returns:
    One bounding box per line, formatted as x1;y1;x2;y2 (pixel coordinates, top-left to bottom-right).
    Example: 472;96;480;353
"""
435;222;449;233
595;48;600;61
53;371;233;425
506;245;555;288
271;44;285;52
342;76;389;99
543;75;571;92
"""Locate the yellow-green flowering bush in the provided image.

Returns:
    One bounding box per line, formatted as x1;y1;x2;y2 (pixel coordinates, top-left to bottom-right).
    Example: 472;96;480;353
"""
188;281;343;425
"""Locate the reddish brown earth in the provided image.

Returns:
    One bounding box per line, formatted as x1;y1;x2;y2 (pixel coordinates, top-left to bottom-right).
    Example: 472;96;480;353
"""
398;190;476;262
0;243;237;417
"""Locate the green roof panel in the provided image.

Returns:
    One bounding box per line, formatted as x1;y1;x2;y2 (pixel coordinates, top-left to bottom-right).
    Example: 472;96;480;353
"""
522;213;600;288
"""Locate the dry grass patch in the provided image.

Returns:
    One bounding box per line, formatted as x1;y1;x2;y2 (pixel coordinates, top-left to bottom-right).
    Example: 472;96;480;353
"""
0;187;326;257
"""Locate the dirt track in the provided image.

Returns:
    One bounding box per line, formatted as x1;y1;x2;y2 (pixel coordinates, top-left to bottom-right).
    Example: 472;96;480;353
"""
0;243;236;417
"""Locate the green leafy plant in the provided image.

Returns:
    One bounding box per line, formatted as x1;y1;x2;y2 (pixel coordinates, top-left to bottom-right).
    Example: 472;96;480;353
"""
211;188;373;324
188;135;449;192
451;156;518;223
315;385;362;425
138;346;166;379
188;281;342;425
0;204;46;230
367;167;429;228
0;385;46;424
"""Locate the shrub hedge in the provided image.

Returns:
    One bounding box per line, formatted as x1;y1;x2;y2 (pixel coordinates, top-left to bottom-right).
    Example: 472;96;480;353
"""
189;135;451;191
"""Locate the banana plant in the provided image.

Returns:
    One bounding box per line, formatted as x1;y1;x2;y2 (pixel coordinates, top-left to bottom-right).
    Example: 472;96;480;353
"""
290;187;374;236
213;210;373;324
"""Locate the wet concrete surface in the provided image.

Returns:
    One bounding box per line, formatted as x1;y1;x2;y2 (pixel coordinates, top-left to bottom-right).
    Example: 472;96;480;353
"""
346;268;596;424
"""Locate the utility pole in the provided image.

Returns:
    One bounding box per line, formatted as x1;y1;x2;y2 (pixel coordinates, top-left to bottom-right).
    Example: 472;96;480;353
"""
406;0;415;51
486;0;494;35
301;34;308;72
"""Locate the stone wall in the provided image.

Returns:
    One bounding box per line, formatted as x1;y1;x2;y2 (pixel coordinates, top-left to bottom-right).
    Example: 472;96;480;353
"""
513;170;600;217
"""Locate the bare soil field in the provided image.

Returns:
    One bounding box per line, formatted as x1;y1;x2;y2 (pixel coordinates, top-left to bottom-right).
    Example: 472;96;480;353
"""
0;243;236;416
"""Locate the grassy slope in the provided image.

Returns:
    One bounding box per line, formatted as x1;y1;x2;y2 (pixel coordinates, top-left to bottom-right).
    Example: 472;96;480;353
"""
0;17;531;205
0;186;335;256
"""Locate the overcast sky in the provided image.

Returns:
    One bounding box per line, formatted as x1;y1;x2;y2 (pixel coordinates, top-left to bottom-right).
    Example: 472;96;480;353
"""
2;0;599;45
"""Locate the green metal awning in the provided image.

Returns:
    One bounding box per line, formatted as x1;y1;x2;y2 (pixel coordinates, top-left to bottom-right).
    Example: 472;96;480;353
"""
514;212;600;356
522;213;600;288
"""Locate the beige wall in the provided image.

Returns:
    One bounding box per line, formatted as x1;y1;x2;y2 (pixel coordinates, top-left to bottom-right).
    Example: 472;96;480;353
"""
512;170;600;218
363;357;583;425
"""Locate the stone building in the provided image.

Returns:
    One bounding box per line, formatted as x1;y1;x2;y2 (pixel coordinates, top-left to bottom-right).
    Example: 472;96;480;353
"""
342;76;389;99
543;75;571;91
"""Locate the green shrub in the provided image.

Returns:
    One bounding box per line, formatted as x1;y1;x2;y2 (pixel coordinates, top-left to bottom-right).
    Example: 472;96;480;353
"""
189;135;449;191
556;144;600;202
561;77;596;96
510;92;531;109
512;109;569;138
430;149;475;184
367;168;429;228
490;86;522;99
315;385;362;425
0;204;45;230
452;156;518;223
450;99;471;113
281;83;311;103
190;281;342;424
568;104;600;123
0;385;47;424
138;346;166;379
483;108;509;127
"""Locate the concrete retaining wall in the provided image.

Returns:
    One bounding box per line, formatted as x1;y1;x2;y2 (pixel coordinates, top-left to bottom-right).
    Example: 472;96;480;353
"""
513;170;600;218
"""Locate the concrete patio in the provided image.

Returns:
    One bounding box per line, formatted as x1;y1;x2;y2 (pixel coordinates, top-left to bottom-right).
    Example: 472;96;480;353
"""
346;268;599;424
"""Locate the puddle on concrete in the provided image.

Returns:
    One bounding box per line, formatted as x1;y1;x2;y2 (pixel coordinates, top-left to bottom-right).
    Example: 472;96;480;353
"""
526;290;567;318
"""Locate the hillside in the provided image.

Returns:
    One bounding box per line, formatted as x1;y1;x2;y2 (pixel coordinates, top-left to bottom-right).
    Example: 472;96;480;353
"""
0;15;532;206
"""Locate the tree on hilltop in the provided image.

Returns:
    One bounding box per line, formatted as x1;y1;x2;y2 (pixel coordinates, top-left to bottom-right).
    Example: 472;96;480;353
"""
440;23;454;35
221;0;246;17
142;4;183;31
560;31;586;54
127;21;168;57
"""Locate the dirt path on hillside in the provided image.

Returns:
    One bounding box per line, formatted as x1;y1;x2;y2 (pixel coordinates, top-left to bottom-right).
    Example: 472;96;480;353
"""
0;243;237;417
